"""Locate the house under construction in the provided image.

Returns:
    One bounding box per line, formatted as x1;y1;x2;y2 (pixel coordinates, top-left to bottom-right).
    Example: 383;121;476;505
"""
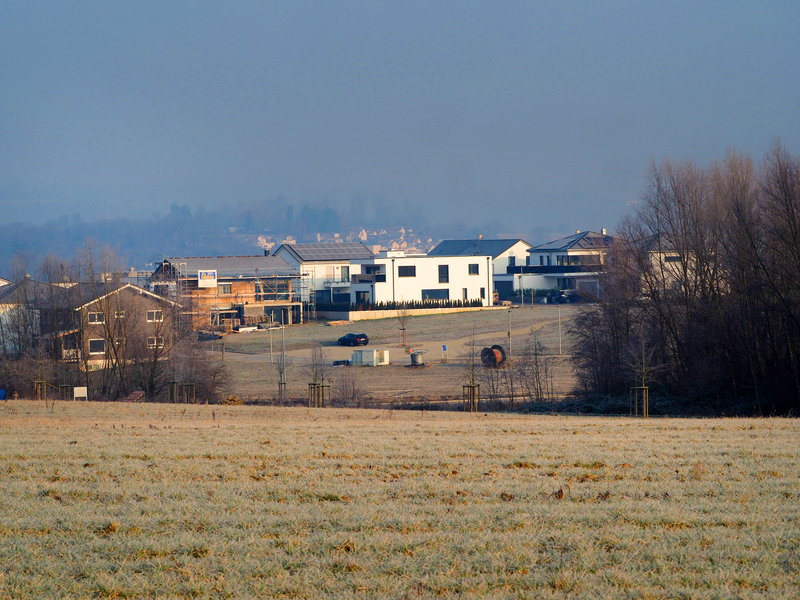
149;256;303;331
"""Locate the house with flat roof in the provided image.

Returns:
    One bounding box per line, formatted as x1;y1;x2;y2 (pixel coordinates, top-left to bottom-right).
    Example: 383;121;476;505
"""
349;250;494;307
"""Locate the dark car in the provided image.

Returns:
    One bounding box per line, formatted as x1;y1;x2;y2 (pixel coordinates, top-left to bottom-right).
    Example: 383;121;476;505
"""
337;333;369;346
555;289;588;304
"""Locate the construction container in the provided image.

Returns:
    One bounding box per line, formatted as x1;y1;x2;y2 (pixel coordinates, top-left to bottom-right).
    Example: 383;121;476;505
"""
351;349;389;366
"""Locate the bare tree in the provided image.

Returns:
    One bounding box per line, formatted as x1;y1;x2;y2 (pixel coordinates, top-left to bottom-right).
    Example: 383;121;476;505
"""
397;308;411;347
333;365;362;407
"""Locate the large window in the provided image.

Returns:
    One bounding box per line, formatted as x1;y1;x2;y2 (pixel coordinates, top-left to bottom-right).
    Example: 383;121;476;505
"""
146;310;164;322
398;265;416;277
88;312;105;324
147;337;165;349
438;264;449;283
218;283;232;295
88;339;106;354
468;263;479;275
422;289;449;301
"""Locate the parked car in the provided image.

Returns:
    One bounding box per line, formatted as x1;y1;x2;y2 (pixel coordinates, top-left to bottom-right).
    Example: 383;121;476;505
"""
337;332;369;346
555;289;589;303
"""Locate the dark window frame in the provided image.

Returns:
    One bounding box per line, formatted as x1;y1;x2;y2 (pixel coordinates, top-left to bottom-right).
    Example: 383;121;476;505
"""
398;265;416;277
88;339;106;354
438;264;449;284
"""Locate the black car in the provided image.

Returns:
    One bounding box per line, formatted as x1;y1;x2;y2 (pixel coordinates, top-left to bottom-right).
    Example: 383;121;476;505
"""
555;289;588;303
337;333;369;346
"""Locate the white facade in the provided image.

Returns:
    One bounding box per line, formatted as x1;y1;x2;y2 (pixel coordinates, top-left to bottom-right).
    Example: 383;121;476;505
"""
350;251;494;306
272;246;364;303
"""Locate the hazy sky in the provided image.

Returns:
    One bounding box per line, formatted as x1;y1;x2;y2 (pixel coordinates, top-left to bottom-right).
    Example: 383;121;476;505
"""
1;1;798;234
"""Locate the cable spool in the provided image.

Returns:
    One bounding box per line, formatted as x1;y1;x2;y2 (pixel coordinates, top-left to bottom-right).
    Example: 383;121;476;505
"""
480;345;507;368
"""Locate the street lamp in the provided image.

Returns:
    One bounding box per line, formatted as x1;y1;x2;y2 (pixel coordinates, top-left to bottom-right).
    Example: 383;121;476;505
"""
507;308;512;360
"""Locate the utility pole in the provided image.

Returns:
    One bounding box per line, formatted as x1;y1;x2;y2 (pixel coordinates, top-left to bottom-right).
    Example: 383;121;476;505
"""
558;306;562;355
507;308;512;360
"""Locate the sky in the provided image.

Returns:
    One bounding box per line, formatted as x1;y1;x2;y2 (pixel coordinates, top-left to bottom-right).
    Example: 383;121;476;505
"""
1;0;799;236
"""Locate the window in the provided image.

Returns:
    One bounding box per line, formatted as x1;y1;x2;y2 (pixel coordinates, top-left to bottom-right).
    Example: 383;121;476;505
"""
438;264;449;283
341;266;349;282
508;256;516;267
665;255;681;263
468;263;479;275
147;337;165;349
539;256;544;266
463;288;468;300
480;287;485;299
88;312;105;324
115;311;125;318
398;265;416;277
88;339;106;354
218;283;232;295
422;289;449;301
146;310;164;322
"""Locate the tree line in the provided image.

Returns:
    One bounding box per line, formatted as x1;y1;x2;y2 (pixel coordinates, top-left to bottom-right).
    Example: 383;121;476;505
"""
572;143;800;415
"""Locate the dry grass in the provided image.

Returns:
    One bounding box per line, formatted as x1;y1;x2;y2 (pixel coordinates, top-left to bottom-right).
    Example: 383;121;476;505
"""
1;400;798;598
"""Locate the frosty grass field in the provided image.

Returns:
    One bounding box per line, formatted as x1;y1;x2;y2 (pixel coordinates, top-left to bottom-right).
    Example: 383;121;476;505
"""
1;401;797;598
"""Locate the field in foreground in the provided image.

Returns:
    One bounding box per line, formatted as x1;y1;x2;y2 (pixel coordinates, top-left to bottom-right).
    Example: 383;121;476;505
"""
1;402;797;599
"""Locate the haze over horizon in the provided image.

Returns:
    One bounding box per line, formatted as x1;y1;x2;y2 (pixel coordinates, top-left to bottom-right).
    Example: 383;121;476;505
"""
1;1;798;235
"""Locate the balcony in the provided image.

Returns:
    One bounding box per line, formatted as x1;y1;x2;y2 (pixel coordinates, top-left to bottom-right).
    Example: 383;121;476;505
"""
323;278;352;288
351;274;386;283
506;265;602;275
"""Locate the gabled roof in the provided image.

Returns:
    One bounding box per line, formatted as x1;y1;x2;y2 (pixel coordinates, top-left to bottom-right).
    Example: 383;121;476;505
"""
530;231;615;252
275;242;374;262
427;239;530;258
153;256;297;280
0;278;172;311
75;283;177;311
0;277;79;309
641;232;676;253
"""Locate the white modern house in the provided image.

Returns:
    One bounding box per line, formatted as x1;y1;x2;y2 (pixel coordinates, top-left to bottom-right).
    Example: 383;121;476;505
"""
349;250;494;306
272;242;374;304
427;238;532;277
495;230;614;297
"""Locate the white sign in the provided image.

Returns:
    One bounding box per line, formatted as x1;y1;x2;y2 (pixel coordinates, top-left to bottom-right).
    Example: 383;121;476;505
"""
74;386;88;401
198;270;218;288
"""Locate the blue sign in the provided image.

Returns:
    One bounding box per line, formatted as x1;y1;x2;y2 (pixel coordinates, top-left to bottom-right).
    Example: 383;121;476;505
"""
442;345;447;351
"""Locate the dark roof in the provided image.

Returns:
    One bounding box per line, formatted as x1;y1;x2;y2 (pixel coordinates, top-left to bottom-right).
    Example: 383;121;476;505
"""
530;231;615;252
275;242;374;262
153;256;297;279
0;278;147;310
0;277;83;309
427;239;530;258
641;232;676;253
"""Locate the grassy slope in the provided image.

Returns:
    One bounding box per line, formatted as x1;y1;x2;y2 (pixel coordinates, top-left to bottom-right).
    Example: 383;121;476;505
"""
1;401;797;598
